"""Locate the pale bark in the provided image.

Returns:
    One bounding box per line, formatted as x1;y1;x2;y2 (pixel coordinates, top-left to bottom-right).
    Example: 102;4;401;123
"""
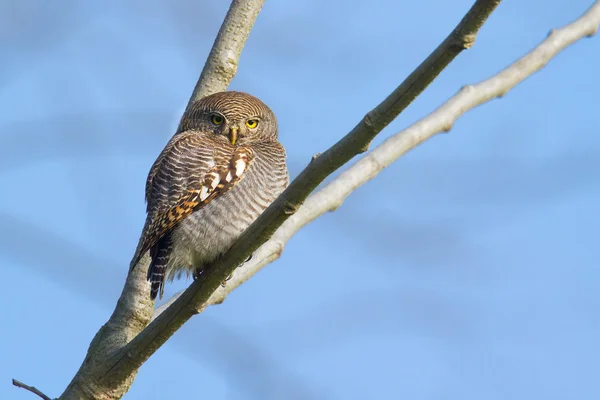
180;0;266;118
14;0;600;399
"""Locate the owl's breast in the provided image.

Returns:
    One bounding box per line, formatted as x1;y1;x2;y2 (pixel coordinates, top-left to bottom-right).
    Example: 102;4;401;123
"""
168;154;288;273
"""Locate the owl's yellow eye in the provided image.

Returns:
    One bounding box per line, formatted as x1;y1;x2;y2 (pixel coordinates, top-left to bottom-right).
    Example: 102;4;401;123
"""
246;119;259;129
210;114;224;125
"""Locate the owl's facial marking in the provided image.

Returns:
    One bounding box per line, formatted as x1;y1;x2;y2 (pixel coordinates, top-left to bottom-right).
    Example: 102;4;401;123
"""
178;91;279;142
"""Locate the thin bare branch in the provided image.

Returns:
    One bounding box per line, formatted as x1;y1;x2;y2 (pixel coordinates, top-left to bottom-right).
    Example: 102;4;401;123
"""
193;0;600;308
104;0;502;383
156;0;600;314
179;0;265;119
12;379;52;400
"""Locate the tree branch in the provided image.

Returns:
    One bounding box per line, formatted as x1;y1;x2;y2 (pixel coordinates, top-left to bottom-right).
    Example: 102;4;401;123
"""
57;1;265;399
12;379;52;400
180;0;265;118
54;0;600;398
192;0;600;309
98;0;502;386
156;0;600;316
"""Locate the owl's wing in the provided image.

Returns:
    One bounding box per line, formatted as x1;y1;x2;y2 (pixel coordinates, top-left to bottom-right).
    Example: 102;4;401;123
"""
130;131;255;271
144;132;182;209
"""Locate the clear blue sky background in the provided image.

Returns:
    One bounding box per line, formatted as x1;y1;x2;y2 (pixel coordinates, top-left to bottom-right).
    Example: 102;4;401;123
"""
2;1;599;399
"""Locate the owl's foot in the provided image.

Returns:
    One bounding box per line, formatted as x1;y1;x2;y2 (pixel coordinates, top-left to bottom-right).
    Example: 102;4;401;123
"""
218;254;251;287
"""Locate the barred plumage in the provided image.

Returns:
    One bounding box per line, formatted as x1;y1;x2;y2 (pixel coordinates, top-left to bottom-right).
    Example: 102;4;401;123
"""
130;91;289;300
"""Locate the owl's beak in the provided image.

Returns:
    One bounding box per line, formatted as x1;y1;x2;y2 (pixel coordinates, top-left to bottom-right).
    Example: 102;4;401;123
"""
228;127;238;146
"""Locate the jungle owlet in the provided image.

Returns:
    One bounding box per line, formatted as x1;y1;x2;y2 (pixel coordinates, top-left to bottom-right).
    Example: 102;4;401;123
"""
129;91;289;300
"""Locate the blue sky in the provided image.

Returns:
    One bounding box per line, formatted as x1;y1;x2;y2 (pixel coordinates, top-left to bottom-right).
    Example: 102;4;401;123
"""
2;1;599;399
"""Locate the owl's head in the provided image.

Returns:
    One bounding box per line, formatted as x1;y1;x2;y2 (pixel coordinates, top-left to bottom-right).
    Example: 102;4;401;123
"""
178;91;279;145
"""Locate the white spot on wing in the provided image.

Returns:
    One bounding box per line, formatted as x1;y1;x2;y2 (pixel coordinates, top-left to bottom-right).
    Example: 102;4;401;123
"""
199;186;209;201
209;172;220;190
235;159;246;177
225;171;233;182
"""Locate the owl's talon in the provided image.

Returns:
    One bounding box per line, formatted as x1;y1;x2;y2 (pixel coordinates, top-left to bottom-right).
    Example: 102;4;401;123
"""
244;254;253;263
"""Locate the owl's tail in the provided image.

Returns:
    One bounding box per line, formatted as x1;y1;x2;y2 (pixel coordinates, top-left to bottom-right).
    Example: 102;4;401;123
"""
148;234;172;300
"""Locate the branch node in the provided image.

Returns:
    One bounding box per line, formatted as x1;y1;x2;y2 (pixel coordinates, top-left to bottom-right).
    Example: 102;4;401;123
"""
283;201;299;215
460;33;477;49
459;84;476;94
442;122;454;133
311;152;322;162
363;112;375;130
196;304;208;313
329;201;343;212
273;241;285;258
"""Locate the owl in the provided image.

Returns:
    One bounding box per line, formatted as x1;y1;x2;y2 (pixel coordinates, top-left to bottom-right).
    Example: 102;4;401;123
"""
129;91;289;300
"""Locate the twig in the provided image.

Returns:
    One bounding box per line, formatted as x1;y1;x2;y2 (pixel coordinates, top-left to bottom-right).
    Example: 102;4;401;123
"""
12;379;52;400
102;0;502;383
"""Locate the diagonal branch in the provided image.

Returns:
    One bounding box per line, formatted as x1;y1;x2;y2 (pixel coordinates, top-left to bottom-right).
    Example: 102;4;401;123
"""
187;0;600;310
156;0;600;316
99;0;503;385
180;0;266;118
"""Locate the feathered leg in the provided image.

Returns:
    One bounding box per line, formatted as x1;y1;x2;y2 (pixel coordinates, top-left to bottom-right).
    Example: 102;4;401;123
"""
148;233;172;300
